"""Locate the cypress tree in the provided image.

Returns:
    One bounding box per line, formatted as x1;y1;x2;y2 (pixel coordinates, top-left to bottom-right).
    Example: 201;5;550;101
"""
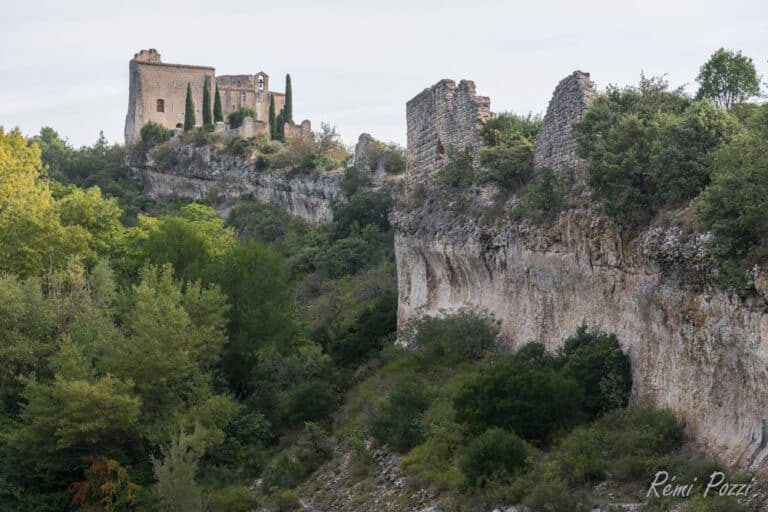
276;110;285;141
202;79;213;130
284;74;293;125
184;83;196;131
269;94;276;139
213;84;224;123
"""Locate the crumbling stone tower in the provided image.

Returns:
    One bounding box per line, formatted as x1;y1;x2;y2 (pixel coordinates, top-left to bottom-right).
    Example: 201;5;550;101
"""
532;71;594;185
405;80;490;191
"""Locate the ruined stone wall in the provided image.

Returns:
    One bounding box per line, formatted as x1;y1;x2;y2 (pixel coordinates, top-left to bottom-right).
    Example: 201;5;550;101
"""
394;72;768;469
405;80;490;191
125;50;215;144
532;71;594;185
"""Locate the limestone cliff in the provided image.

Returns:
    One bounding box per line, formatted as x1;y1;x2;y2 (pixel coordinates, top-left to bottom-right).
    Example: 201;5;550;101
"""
393;74;768;470
138;142;344;223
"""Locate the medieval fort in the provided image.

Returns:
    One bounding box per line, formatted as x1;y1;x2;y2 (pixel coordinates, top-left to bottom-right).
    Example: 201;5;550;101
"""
124;49;309;144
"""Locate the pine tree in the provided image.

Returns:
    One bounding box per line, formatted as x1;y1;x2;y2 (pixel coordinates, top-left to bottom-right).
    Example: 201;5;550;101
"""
268;94;276;139
202;79;212;130
284;74;293;125
213;84;224;123
184;83;196;132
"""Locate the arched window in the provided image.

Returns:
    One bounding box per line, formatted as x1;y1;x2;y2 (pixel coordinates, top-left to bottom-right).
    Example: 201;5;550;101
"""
258;76;265;91
156;99;165;112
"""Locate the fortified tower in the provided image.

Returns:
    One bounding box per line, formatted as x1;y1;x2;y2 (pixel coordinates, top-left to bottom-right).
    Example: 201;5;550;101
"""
405;79;490;191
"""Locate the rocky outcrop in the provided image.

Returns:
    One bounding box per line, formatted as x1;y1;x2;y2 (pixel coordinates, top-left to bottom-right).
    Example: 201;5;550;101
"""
138;143;344;223
394;74;768;469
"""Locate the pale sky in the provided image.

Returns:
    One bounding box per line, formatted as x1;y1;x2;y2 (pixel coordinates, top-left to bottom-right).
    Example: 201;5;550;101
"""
1;0;766;148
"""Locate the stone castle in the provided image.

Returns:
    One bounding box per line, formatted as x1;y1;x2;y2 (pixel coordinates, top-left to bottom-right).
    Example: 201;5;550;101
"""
125;49;294;144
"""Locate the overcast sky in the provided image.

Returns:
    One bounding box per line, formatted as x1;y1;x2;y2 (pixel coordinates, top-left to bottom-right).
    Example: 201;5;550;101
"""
1;0;766;148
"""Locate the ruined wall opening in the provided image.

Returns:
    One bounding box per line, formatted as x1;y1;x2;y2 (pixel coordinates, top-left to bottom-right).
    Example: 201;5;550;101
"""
156;99;165;112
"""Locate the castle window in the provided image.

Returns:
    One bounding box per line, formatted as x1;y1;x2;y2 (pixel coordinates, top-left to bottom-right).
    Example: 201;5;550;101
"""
258;76;265;91
156;99;165;113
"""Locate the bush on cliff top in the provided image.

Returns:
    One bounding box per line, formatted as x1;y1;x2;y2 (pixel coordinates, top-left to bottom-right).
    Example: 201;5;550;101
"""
573;74;737;230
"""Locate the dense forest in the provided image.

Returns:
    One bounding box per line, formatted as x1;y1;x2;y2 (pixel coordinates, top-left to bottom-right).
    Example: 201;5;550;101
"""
0;47;765;512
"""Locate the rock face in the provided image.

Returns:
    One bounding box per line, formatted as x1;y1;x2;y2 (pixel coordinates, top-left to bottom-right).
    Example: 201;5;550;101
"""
394;74;768;469
139;143;344;223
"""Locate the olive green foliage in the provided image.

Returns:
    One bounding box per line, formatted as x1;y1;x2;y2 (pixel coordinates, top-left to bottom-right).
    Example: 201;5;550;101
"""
331;190;392;238
455;325;631;443
261;423;332;492
459;428;530;487
227;106;258;129
401;309;498;364
327;290;397;367
574;75;736;229
184;83;196;132
695;104;768;287
205;485;257;512
213;84;224;123
0;127;402;509
437;146;475;188
696;48;761;110
363;140;406;174
512;167;565;223
152;430;205;512
682;494;747;512
369;380;431;452
478;112;542;189
202;79;213;131
274;122;347;172
140;122;174;149
284;380;336;425
33;128;159;226
557;324;632;415
454;350;584;442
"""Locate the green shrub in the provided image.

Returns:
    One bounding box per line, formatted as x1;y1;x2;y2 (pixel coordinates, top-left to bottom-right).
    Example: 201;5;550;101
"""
400;424;464;492
477;112;542;189
328;290;397;367
402;310;498;365
574;75;736;229
549;425;606;485
151;143;181;168
437;146;475;188
267;489;301;512
228;107;258;129
261;423;332;491
140;122;173;148
695;104;768;287
524;476;592;512
513;167;564;223
206;485;256;512
369;380;430;452
459;428;529;487
363;140;406;174
557;324;632;416
682;494;747;512
454;354;584;443
331;190;392;238
284;380;336;425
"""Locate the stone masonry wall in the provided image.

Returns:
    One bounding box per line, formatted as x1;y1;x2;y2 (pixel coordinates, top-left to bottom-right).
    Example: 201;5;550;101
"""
532;71;594;186
405;79;490;191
